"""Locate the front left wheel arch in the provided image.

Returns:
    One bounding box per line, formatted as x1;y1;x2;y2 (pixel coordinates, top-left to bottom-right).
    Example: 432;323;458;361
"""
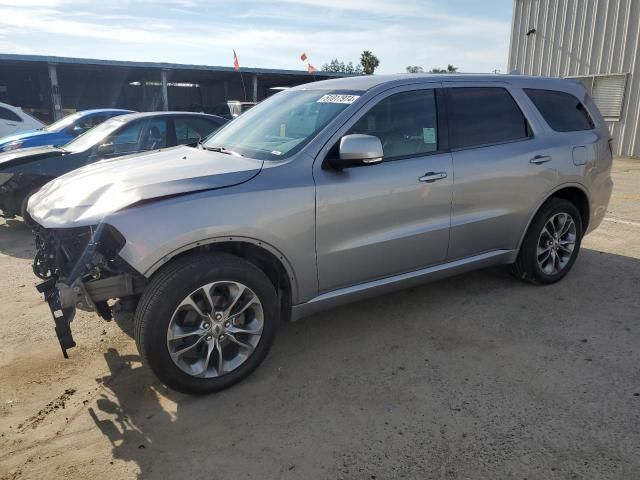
143;238;297;320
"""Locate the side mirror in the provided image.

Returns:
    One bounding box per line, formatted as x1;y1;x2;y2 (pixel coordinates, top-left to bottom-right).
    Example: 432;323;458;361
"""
97;143;116;156
332;134;383;169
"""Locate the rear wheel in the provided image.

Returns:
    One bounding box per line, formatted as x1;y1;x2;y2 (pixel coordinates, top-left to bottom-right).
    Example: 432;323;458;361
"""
134;253;279;394
511;198;583;284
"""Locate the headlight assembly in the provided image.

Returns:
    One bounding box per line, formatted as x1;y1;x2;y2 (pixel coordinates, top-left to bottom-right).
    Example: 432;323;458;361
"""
1;141;22;152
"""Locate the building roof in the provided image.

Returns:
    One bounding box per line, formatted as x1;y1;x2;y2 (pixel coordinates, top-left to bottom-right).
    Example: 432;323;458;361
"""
0;53;350;78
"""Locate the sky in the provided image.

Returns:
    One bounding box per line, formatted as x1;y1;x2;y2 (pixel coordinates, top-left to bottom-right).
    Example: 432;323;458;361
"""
0;0;513;74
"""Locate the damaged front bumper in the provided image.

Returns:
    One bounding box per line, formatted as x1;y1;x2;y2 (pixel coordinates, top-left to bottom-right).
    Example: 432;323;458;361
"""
33;223;146;357
36;277;77;358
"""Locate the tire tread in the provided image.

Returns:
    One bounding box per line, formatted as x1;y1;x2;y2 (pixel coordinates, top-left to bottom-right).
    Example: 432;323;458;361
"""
511;197;583;285
134;252;278;393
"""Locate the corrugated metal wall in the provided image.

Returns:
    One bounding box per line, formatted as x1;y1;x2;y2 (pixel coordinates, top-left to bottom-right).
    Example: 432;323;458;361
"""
508;0;640;157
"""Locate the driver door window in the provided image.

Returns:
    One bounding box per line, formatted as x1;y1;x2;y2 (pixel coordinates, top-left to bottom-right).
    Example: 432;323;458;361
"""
70;115;108;137
347;89;439;159
104;121;145;155
103;118;167;155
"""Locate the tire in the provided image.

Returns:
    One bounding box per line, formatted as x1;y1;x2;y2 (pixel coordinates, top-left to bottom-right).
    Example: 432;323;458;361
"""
134;252;279;394
511;198;583;285
20;188;40;229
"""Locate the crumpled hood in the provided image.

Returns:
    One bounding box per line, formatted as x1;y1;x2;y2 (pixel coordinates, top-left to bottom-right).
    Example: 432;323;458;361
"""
28;145;263;228
0;145;65;168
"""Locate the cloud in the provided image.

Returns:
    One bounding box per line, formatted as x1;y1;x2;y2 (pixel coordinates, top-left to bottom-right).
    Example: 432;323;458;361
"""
0;0;510;73
0;0;61;6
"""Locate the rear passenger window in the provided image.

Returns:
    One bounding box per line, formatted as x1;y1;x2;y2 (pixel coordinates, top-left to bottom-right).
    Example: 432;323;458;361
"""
449;87;530;149
348;89;439;159
524;88;594;132
175;117;221;145
0;106;22;122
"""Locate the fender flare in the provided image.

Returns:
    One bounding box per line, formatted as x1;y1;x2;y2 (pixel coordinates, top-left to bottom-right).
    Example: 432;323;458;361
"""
515;182;591;252
143;235;299;302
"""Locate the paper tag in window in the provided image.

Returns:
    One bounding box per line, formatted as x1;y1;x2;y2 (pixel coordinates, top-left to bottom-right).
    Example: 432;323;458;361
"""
317;94;360;104
271;150;283;156
422;127;436;144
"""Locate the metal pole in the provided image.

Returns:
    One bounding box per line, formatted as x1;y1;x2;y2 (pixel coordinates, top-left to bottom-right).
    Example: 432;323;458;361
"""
252;74;258;102
160;69;169;111
47;63;63;121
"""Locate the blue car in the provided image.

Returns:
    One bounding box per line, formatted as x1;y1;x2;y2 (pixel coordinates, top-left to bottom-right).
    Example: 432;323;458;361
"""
0;109;133;152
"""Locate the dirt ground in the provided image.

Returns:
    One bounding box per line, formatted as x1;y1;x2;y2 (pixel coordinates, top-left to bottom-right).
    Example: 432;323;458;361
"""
1;158;639;480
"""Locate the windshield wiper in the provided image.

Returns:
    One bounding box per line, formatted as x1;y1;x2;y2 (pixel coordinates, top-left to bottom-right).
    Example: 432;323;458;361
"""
203;145;244;157
53;145;70;152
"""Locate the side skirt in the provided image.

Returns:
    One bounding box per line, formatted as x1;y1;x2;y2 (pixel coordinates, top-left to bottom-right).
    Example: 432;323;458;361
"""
291;249;517;322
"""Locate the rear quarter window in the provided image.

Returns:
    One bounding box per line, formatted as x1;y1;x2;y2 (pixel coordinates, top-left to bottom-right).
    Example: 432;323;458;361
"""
0;106;22;122
524;88;594;132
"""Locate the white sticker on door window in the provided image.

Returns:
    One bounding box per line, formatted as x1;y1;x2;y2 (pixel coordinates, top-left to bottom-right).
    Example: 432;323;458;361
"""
317;94;360;104
422;127;436;144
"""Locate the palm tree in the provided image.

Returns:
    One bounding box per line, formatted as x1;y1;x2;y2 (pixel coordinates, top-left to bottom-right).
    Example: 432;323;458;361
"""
360;51;380;75
429;64;458;74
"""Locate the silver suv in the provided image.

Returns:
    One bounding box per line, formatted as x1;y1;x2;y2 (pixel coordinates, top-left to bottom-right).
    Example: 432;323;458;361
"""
28;74;613;393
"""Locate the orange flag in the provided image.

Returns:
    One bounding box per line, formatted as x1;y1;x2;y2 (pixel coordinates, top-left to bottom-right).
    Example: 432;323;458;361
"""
300;52;308;62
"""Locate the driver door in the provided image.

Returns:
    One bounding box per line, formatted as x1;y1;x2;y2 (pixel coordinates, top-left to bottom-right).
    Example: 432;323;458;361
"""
314;85;453;292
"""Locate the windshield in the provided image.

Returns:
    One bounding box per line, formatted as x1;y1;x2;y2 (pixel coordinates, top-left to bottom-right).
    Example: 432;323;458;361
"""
63;117;125;152
45;112;85;133
203;89;363;160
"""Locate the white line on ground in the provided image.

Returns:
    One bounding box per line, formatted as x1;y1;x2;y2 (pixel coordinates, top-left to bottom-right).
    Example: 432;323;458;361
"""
603;216;640;227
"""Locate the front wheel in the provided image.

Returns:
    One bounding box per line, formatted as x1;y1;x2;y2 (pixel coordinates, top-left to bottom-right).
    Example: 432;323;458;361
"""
134;253;279;394
511;198;583;284
20;188;41;229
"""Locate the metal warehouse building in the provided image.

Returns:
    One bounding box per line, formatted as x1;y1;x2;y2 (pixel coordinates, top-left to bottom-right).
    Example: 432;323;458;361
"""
508;0;640;158
0;54;347;123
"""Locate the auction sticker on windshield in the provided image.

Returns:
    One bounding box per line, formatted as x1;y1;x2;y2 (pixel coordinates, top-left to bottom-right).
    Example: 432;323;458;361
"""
317;94;360;104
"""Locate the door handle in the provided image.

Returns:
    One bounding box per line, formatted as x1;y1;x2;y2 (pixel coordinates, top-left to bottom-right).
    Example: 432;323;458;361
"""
419;172;448;183
530;155;552;165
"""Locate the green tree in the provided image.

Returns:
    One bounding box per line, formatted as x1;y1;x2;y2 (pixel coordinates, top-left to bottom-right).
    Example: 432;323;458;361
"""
429;64;458;74
406;66;424;73
321;59;363;74
360;50;380;75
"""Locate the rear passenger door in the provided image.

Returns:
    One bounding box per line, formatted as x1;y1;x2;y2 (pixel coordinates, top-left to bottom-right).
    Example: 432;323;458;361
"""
445;83;557;260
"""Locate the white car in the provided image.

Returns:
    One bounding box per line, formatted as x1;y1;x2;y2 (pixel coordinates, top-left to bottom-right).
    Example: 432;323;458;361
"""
0;102;44;138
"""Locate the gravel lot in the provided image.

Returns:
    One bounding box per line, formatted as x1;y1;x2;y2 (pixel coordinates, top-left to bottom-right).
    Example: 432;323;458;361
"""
1;158;639;480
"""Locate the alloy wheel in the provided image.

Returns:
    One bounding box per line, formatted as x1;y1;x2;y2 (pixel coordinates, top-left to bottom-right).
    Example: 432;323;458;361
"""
536;212;577;275
167;281;264;378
